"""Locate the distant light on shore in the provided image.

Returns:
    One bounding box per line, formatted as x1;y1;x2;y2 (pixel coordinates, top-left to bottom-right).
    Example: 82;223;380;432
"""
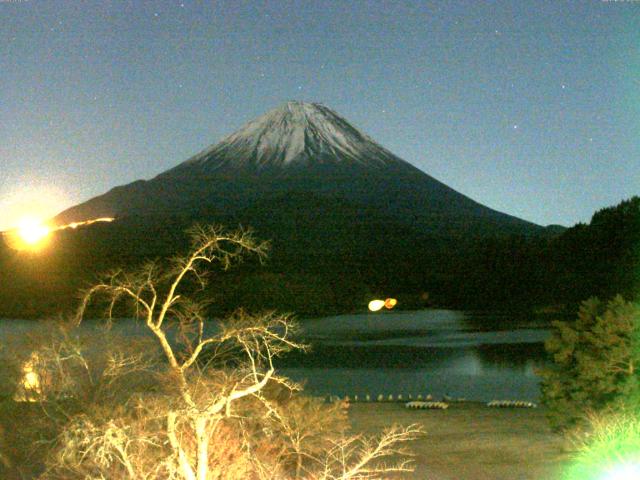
368;300;385;312
368;298;398;312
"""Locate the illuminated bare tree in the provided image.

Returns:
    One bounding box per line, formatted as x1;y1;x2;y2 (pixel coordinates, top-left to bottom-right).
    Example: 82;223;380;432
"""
39;224;424;480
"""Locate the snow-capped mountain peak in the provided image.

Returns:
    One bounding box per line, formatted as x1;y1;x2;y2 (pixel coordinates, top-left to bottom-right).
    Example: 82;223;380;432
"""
54;100;541;238
166;101;404;174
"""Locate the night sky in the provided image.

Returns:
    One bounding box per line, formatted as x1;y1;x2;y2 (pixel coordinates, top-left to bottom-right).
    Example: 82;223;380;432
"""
2;0;638;231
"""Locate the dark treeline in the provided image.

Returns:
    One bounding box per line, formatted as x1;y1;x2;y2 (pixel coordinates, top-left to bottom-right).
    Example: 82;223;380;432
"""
454;196;639;310
0;196;637;320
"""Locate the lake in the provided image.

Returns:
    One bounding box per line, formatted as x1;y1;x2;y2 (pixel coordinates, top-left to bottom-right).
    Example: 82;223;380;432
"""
277;309;552;402
0;309;552;402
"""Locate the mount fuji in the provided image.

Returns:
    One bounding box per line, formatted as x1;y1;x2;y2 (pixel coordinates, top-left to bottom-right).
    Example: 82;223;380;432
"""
55;101;540;236
0;102;563;318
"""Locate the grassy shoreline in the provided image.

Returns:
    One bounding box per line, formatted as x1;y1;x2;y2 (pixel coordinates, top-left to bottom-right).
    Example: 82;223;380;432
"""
1;397;569;479
347;401;568;480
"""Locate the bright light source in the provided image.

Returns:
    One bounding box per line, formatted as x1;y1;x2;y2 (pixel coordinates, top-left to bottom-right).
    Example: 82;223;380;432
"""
17;217;51;245
14;352;43;402
602;463;640;480
368;299;385;312
2;217;53;251
0;183;68;232
2;216;114;251
369;298;398;312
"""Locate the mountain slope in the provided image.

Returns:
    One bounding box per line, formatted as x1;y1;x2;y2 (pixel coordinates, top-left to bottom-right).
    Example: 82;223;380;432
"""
56;101;540;236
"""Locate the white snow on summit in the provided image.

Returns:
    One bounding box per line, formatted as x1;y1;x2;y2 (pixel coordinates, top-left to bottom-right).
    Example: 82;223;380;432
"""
171;101;407;172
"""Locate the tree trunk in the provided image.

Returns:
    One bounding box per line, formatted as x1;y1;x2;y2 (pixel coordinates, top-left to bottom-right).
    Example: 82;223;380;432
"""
195;416;209;480
167;412;196;480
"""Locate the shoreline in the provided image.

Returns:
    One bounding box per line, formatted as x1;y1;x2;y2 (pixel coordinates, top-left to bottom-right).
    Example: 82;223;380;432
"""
347;401;567;479
0;303;565;323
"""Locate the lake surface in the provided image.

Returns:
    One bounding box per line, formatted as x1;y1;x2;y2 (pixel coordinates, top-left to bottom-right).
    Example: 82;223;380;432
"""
0;309;552;402
277;309;551;401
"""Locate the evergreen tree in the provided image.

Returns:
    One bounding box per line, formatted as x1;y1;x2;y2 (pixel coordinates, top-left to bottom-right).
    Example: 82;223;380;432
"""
539;295;640;431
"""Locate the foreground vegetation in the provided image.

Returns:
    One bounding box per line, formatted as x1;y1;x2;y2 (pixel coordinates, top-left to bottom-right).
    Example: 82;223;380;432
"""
540;296;640;431
0;226;421;479
563;412;640;480
541;293;640;479
348;402;565;480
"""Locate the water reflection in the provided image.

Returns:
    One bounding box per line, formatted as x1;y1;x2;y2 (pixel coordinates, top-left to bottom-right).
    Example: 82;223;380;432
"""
1;309;552;401
277;309;551;400
475;342;547;372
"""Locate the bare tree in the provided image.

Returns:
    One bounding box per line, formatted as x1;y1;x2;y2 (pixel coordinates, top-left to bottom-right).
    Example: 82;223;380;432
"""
35;224;424;480
315;424;423;480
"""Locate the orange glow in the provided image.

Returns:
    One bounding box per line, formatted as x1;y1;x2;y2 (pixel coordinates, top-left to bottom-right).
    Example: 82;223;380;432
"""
17;217;51;245
2;216;115;251
2;217;53;251
1;184;67;232
55;217;115;232
368;298;398;312
14;353;42;402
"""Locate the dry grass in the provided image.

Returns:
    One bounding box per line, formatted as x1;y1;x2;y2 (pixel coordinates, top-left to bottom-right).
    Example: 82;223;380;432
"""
347;401;569;480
